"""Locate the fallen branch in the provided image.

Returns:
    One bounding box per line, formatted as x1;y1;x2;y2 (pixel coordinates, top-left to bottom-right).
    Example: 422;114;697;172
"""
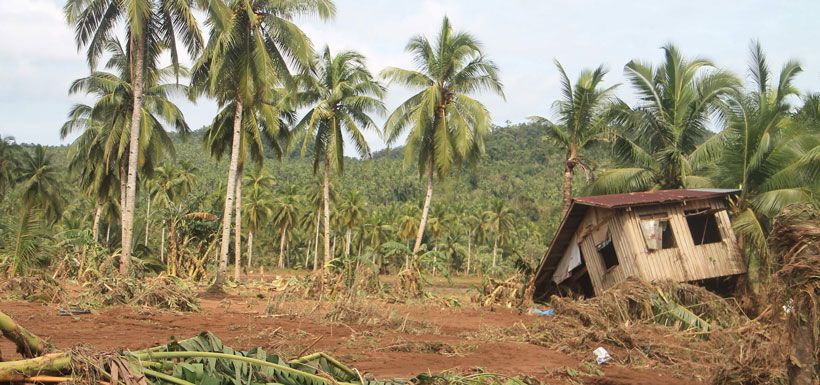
0;309;53;358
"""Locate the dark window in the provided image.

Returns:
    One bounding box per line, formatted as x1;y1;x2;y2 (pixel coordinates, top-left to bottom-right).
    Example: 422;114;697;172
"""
597;238;619;270
686;210;722;245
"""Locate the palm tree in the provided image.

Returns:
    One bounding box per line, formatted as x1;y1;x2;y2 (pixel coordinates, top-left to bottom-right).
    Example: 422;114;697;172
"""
192;0;334;287
382;16;504;256
0;136;21;201
295;46;386;270
242;184;274;270
483;199;514;270
272;194;299;268
691;42;820;287
591;44;739;194
65;0;202;274
17;146;65;225
529;61;616;213
338;191;366;257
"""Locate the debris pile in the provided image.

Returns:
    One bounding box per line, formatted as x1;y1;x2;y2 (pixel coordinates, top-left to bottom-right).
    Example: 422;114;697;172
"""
75;275;200;311
0;275;64;303
476;274;527;308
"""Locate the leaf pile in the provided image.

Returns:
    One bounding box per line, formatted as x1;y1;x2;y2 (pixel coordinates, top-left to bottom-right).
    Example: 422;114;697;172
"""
75;275;200;311
476;274;527;308
0;275;64;303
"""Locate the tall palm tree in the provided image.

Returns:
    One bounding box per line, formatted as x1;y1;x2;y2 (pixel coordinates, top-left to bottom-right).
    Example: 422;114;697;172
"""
295;46;386;269
529;61;616;213
63;39;189;249
192;0;334;287
17;146;65;225
591;44;739;194
65;0;202;274
242;185;274;270
483;199;514;270
272;194;299;268
0;136;21;201
691;42;820;287
338;190;366;257
382;16;504;256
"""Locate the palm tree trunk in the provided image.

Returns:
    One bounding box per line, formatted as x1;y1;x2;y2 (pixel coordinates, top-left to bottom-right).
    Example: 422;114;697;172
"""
106;223;111;247
305;237;312;268
92;204;102;242
322;158;331;269
247;230;253;270
233;165;244;281
492;235;498;269
412;162;434;255
160;226;166;262
466;229;472;275
120;35;146;276
278;227;287;269
144;196;151;246
313;210;320;271
345;227;352;257
214;100;243;289
562;158;575;216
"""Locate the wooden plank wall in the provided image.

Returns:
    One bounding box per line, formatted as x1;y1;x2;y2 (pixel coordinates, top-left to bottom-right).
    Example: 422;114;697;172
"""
576;207;639;295
630;199;746;283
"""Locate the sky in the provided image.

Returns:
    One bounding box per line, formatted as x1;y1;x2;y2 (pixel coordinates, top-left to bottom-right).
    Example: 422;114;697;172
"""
1;0;819;149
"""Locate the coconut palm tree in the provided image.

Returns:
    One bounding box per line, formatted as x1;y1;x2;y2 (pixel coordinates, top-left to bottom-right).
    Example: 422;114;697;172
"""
0;136;21;201
192;0;334;287
272;194;299;268
17;146;65;225
529;61;616;214
591;44;739;194
483;199;515;270
242;184;274;270
61;38;191;271
65;0;202;274
382;16;504;256
691;42;820;287
294;46;386;270
338;190;366;257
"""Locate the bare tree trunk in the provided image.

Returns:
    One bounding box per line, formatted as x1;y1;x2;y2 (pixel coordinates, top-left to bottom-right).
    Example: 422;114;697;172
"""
278;227;287;269
561;149;576;216
144;196;151;246
412;162;434;255
106;223;111;247
322;158;331;269
120;35;146;276
305;237;312;268
92;204;102;242
160;226;166;262
247;230;253;270
213;100;243;290
233;165;244;281
345;227;352;257
466;229;472;275
313;210;320;271
492;235;498;269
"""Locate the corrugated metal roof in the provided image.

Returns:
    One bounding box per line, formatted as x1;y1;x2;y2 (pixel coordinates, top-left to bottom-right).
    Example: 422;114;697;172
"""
573;188;740;209
532;189;739;301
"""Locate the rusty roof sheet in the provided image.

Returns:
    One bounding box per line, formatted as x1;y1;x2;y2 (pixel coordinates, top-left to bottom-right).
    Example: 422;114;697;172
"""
573;188;740;209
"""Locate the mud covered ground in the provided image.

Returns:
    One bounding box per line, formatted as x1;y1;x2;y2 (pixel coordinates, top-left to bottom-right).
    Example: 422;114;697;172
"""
0;276;699;385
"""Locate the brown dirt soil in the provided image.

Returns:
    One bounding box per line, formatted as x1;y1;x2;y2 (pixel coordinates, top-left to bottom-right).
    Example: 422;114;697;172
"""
0;278;699;385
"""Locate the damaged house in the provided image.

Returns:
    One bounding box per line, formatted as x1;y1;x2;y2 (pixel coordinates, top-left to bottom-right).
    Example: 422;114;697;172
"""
533;189;746;300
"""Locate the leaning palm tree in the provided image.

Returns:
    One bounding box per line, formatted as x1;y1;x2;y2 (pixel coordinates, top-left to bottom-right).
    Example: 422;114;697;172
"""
529;61;616;214
382;16;504;256
191;0;334;287
591;44;739;194
64;0;202;274
691;42;820;288
294;46;386;270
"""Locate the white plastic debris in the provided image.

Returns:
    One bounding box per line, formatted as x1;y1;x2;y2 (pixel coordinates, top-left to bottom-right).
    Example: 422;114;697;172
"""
593;347;612;365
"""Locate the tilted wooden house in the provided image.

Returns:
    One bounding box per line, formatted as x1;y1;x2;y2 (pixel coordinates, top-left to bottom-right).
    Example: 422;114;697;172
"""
532;189;746;300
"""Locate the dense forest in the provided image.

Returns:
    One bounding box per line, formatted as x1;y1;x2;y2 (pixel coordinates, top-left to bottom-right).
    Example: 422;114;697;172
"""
0;0;817;296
